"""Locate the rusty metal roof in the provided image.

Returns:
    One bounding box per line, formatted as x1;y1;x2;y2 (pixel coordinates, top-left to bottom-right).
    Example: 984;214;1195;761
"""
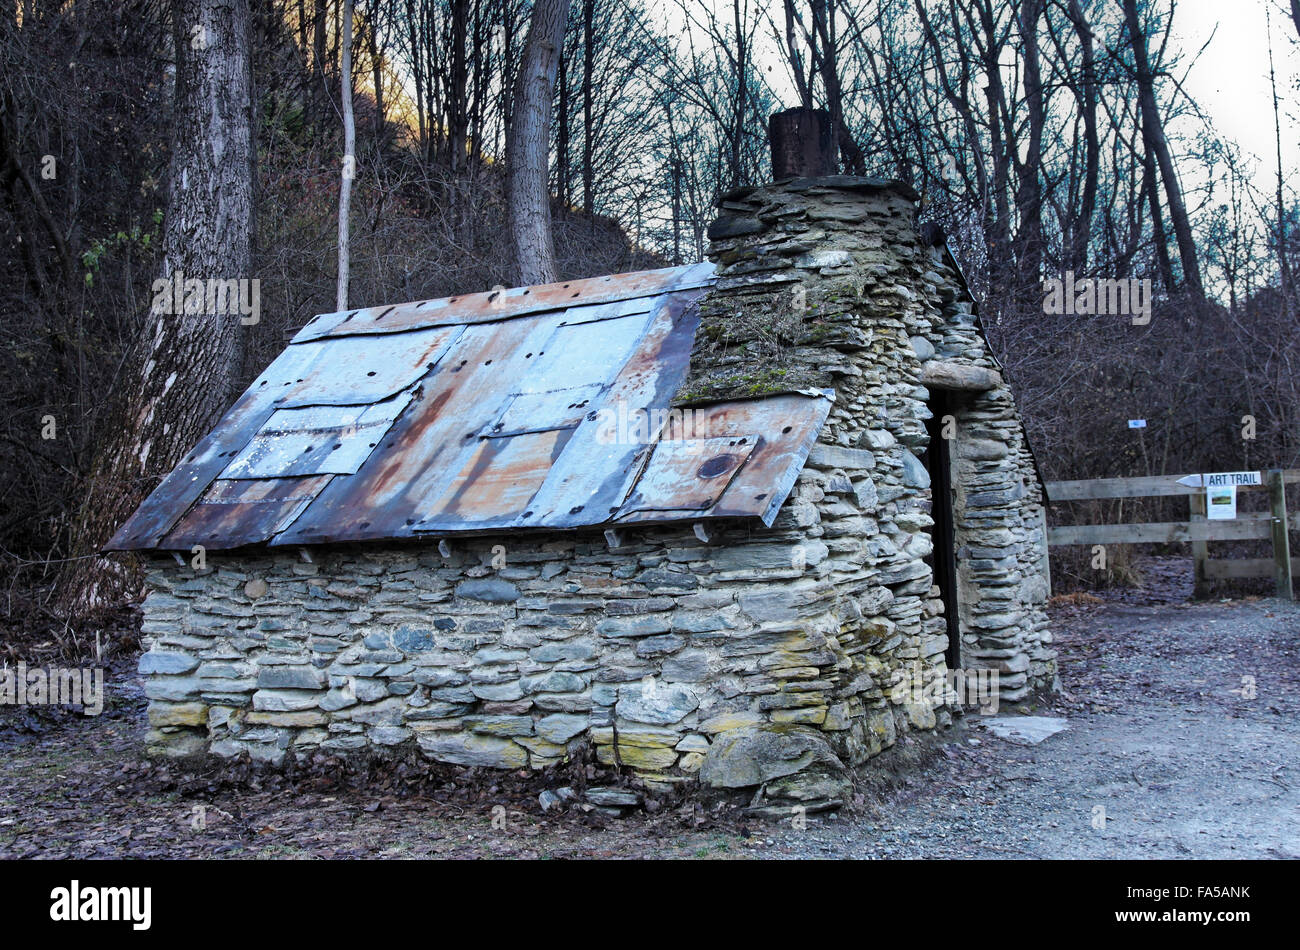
107;263;834;552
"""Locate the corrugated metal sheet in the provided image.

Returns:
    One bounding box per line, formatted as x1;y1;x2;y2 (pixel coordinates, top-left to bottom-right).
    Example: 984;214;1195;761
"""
106;263;835;552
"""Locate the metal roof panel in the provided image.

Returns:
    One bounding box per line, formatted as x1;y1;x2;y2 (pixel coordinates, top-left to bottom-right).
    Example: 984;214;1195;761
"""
220;390;415;479
616;436;759;514
159;475;333;550
292;261;715;341
107;264;836;551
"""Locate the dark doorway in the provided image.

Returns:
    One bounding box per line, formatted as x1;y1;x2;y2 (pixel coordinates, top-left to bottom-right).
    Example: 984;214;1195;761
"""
922;392;962;671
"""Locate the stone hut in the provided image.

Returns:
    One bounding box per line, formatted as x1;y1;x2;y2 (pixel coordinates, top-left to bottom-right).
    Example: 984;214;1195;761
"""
110;117;1054;810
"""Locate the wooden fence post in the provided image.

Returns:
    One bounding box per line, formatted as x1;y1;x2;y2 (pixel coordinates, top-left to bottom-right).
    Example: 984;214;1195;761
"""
1268;469;1293;600
1189;490;1209;598
1039;505;1052;598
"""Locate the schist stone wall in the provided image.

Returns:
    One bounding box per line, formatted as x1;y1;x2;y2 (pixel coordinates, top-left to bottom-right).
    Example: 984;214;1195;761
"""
138;176;1054;810
692;176;1053;700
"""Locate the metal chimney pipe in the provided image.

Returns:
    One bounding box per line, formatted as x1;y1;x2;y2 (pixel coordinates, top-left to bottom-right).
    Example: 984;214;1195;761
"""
768;108;838;179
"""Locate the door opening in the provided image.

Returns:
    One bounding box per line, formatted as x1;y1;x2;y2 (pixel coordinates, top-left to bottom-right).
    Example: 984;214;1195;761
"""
922;392;962;671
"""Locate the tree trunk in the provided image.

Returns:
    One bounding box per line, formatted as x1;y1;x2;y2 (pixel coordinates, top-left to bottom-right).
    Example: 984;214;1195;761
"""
1142;146;1175;291
1122;0;1203;299
581;0;594;218
296;0;308;64
367;17;385;139
405;0;425;157
1012;0;1045;284
973;0;1013;302
810;0;865;176
1269;11;1292;312
1064;0;1099;272
337;0;354;310
312;0;327;106
556;47;569;208
448;0;469;174
469;0;486;165
782;0;813;110
728;0;746;186
57;0;255;615
507;0;570;286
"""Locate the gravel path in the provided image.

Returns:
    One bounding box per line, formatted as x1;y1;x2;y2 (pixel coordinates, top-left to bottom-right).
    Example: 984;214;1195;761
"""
2;594;1296;859
763;596;1300;858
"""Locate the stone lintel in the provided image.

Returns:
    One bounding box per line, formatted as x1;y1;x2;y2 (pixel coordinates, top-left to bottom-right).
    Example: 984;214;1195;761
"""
919;360;1003;392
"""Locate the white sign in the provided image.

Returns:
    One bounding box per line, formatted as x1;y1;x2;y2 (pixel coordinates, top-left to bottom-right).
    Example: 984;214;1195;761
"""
1204;471;1261;487
1176;471;1262;488
1127;419;1146;429
1206;484;1237;520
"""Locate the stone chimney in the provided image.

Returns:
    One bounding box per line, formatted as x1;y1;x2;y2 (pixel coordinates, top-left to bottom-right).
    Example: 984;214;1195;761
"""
677;110;1055;708
677;109;933;450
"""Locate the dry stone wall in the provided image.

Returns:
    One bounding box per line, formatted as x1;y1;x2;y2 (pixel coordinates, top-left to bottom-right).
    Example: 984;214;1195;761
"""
141;507;909;811
696;175;1055;699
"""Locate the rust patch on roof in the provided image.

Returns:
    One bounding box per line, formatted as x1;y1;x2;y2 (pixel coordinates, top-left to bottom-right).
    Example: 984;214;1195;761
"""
294;262;714;341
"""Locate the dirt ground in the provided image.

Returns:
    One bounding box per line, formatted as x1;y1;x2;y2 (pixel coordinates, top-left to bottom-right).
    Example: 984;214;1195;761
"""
2;562;1297;859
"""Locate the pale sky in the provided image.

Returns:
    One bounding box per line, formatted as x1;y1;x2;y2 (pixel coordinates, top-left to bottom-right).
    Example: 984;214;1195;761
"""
1173;0;1300;203
654;0;1300;202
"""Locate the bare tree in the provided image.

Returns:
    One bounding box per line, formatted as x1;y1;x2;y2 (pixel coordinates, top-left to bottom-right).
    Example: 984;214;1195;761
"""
59;0;256;613
338;0;356;309
508;0;570;285
1121;0;1204;299
1052;0;1100;272
1268;7;1291;313
581;0;595;217
1012;0;1046;282
778;1;865;174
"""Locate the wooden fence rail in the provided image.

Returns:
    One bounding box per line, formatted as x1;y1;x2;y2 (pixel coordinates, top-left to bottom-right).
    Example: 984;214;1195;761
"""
1044;469;1298;600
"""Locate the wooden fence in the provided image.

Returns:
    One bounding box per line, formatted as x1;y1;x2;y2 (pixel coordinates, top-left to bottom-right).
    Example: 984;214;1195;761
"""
1044;470;1299;600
